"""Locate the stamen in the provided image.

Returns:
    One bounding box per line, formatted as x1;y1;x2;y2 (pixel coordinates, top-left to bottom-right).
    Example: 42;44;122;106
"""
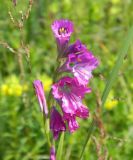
58;27;67;35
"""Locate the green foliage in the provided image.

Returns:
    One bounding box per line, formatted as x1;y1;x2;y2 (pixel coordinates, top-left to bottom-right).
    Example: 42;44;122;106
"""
0;0;133;160
56;133;64;160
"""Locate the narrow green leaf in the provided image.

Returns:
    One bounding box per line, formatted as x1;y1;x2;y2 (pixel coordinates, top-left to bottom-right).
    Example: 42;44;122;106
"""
79;25;133;160
101;26;133;106
56;132;64;160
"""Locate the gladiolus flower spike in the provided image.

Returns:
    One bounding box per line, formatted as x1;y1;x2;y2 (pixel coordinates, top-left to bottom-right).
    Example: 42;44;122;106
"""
33;19;99;160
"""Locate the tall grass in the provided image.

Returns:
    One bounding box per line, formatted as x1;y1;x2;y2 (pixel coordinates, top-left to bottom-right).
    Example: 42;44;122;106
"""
79;25;133;160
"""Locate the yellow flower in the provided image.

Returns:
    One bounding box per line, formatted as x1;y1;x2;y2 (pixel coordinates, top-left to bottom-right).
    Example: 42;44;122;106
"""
44;79;52;92
8;87;14;96
0;75;29;97
1;84;9;95
13;84;23;96
0;84;14;96
105;100;118;110
39;74;52;92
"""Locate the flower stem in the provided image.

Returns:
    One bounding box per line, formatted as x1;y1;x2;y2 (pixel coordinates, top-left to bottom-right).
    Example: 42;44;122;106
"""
47;60;61;107
45;117;51;146
42;110;51;147
79;119;96;160
56;132;65;160
44;59;61;147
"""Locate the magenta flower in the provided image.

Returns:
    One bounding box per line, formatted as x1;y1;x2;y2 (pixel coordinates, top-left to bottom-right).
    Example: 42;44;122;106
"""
50;107;66;140
51;19;74;57
65;40;87;56
63;113;79;133
50;146;56;160
33;80;48;115
59;51;99;85
52;77;90;119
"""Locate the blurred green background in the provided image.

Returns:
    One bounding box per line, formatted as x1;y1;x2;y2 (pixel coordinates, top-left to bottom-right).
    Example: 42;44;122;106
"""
0;0;133;159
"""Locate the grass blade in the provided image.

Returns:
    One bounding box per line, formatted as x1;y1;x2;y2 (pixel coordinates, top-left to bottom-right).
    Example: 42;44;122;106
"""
79;25;133;160
56;132;64;160
101;26;133;106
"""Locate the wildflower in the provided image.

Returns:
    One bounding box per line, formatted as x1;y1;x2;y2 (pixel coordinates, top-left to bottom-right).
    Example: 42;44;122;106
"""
59;51;99;85
50;146;56;160
33;80;48;115
63;113;79;133
44;78;52;92
14;84;23;96
50;107;66;140
65;40;87;56
1;84;10;96
51;19;73;57
0;84;15;96
39;74;52;92
105;100;118;110
52;77;90;132
0;75;22;96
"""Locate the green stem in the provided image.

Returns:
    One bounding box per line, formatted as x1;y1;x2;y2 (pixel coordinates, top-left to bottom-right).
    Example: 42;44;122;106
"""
47;60;61;107
42;112;51;147
79;120;96;160
45;117;51;146
43;59;61;148
56;132;65;160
